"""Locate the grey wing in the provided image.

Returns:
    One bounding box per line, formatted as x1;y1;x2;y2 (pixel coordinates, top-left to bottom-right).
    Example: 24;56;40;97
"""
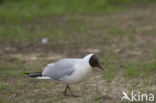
42;59;75;81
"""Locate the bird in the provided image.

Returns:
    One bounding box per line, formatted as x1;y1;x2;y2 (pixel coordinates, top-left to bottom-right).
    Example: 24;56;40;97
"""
26;54;103;97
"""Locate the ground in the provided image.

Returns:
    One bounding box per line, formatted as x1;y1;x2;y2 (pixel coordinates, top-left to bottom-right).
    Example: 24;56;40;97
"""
0;1;156;103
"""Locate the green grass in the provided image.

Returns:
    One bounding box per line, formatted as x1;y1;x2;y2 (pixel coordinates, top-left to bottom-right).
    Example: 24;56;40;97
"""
108;26;125;36
122;60;156;78
122;60;141;77
0;83;8;90
0;97;10;103
103;65;116;82
143;61;156;76
0;0;155;44
0;61;9;71
0;0;155;22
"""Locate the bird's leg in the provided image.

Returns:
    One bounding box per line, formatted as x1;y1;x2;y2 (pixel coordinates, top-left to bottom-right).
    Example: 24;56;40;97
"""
67;85;79;97
64;85;70;96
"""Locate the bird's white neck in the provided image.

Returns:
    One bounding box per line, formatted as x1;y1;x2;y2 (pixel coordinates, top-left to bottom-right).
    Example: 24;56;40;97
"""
83;54;94;60
82;54;94;69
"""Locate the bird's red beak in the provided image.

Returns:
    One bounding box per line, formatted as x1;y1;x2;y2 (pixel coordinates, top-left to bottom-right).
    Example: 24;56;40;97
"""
98;65;104;70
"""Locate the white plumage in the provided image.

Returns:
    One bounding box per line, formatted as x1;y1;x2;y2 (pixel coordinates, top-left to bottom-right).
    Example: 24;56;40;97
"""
26;53;103;97
41;54;93;84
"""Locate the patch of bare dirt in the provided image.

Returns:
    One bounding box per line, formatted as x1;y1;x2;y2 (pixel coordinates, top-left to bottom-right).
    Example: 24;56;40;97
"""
9;53;64;61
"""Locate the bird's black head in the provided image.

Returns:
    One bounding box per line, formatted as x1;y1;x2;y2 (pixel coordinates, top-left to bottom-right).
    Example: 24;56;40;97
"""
89;55;103;70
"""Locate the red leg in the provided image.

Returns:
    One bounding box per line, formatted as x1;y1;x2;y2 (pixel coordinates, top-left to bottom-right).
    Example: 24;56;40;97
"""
64;85;79;97
67;85;79;97
64;85;70;96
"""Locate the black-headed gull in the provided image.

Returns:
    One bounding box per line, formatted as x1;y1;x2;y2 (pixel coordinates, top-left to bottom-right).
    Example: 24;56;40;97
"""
26;54;103;97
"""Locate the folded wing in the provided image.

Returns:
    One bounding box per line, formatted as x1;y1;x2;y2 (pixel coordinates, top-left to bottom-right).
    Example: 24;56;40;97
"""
42;59;76;81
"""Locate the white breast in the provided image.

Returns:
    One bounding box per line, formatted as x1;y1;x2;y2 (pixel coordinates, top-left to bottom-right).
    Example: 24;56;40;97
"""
62;61;92;84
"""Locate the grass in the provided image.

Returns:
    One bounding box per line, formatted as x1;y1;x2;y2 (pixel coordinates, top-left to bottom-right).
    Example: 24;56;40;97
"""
122;60;156;78
143;61;156;76
123;60;141;77
0;97;10;103
102;61;117;82
104;67;115;82
0;0;155;22
0;83;8;90
0;0;156;103
0;0;154;44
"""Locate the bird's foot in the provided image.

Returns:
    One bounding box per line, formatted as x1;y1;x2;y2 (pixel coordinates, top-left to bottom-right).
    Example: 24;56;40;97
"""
64;93;79;97
64;94;70;97
71;94;80;97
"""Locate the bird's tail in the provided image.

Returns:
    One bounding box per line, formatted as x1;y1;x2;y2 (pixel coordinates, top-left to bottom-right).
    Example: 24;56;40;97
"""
25;72;50;79
25;72;42;78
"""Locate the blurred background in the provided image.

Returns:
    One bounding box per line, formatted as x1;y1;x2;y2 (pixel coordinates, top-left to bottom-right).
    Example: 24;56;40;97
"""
0;0;156;103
